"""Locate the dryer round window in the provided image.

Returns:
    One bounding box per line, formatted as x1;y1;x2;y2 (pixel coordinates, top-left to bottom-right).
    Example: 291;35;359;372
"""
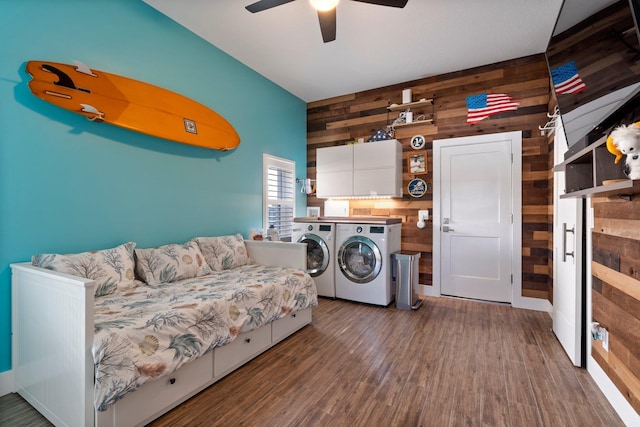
302;235;329;277
337;236;382;283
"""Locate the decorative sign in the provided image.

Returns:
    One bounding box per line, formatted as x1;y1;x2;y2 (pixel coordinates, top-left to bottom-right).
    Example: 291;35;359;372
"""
408;151;427;176
408;178;427;198
410;134;425;150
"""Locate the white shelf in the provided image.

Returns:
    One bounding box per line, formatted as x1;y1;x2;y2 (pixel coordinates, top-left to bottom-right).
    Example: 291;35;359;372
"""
387;99;433;111
393;119;434;129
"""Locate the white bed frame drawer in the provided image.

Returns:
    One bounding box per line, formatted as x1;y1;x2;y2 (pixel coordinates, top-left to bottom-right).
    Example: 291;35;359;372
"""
272;308;312;342
104;351;214;427
214;326;271;378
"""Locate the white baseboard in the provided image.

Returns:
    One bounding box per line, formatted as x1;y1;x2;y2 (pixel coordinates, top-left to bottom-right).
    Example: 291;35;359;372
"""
589;356;640;426
0;369;14;397
419;287;551;313
512;295;552;312
418;284;439;297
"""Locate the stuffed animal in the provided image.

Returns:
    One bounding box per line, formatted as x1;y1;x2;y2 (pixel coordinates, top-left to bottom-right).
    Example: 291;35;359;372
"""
607;122;640;179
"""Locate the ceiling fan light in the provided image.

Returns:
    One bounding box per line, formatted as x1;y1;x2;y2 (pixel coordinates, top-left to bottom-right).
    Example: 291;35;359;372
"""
310;0;339;12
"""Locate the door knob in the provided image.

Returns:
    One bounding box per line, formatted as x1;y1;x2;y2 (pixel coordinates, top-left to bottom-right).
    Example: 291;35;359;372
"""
443;225;455;232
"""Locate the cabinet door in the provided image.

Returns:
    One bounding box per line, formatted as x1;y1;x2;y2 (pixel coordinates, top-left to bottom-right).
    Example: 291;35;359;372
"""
353;169;400;197
353;140;399;170
316;171;353;198
316;145;353;172
316;145;354;197
353;140;402;197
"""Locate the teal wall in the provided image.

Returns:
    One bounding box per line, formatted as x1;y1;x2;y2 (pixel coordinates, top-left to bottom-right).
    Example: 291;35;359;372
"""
0;1;307;373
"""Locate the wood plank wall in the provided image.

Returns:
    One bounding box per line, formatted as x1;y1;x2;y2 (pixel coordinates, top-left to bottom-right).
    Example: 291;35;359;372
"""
306;54;553;301
591;196;640;413
546;0;640;117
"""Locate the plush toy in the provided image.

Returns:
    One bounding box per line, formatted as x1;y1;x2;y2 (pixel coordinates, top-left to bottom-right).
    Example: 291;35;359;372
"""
607;122;640;179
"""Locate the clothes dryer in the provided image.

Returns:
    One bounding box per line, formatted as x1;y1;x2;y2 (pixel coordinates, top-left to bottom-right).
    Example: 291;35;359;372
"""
292;218;335;298
334;219;401;306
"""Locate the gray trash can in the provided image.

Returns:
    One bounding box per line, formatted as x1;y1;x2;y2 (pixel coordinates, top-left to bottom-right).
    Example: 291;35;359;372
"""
392;251;423;310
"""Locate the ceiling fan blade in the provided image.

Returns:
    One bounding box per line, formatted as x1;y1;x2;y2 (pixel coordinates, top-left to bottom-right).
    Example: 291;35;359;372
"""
245;0;296;13
350;0;408;7
318;8;336;43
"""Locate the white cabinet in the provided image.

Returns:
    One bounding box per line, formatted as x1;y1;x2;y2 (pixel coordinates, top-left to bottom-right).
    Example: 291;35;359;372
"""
316;140;402;198
316;144;353;198
353;140;402;197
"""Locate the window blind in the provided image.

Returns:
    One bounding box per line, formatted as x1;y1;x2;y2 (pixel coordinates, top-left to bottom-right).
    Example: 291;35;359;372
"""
263;154;295;241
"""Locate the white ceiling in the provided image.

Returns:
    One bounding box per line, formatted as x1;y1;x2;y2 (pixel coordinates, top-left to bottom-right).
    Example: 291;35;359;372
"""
143;0;578;102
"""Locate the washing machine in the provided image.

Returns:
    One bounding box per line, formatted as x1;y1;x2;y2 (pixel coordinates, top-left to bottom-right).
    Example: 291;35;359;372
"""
335;218;402;306
292;218;336;298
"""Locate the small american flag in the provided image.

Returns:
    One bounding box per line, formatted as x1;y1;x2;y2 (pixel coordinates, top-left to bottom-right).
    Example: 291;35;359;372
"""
551;61;586;95
466;93;520;124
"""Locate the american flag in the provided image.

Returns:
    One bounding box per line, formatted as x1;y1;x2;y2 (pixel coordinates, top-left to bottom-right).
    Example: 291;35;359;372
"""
466;93;520;124
551;61;586;95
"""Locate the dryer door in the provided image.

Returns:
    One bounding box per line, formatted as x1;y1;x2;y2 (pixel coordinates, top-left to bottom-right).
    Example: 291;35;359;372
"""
337;236;382;283
297;234;329;277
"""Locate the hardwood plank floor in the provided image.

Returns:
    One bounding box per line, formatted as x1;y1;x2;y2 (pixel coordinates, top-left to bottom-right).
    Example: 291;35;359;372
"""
2;297;625;426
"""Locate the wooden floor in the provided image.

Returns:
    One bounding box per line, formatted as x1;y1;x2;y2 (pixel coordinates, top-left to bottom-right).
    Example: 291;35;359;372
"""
2;297;624;426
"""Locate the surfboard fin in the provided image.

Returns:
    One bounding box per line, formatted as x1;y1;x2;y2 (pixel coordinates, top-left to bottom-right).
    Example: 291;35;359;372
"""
80;103;105;122
42;64;90;93
74;60;98;77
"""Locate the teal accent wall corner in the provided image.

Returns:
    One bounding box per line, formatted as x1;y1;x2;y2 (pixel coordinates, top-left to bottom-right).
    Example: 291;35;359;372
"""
0;1;307;373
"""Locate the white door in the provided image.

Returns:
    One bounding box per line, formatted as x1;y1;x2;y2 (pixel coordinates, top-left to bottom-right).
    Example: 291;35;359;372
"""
434;132;516;303
553;117;583;366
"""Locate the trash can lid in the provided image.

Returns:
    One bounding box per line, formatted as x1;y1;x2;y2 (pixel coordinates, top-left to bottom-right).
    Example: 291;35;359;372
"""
392;251;421;260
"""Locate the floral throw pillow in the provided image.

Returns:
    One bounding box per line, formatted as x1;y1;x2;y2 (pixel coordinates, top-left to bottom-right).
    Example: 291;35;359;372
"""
32;242;137;298
194;234;250;271
134;240;212;286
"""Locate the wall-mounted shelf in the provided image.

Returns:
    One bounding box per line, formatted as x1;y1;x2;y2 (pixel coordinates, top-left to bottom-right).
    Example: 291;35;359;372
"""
387;99;433;111
554;134;638;198
388;98;435;127
393;118;434;129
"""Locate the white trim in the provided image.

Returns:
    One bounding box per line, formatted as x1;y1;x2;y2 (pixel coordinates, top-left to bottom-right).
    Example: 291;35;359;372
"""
432;131;523;305
262;153;296;240
512;295;552;312
0;369;14;397
588;356;640;426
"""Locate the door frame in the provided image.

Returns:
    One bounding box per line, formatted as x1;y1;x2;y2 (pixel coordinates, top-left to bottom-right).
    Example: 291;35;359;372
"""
552;116;586;366
427;131;542;310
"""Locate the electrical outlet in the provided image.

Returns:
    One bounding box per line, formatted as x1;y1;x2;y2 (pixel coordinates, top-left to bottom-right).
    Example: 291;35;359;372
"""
602;328;609;352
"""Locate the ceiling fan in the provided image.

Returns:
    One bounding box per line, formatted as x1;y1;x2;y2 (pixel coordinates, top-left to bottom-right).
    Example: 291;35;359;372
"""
245;0;408;43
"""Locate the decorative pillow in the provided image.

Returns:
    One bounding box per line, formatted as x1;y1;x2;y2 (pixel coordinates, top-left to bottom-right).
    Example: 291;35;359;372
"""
134;240;211;286
32;242;137;298
194;234;249;271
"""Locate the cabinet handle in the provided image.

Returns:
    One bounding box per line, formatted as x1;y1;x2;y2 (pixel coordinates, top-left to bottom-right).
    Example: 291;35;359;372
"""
245;338;251;343
562;222;575;262
169;378;176;385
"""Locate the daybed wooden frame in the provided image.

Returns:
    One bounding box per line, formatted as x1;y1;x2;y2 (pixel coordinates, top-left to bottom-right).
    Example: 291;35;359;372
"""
11;240;312;427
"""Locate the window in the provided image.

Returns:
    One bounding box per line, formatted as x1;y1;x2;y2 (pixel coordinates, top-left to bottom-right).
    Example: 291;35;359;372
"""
263;154;295;242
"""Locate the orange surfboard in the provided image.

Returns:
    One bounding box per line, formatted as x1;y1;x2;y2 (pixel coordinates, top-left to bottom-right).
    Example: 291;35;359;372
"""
26;60;240;151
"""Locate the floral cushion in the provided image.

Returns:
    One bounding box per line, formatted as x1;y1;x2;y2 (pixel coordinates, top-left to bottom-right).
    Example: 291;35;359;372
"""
134;240;211;286
194;234;249;271
32;242;137;298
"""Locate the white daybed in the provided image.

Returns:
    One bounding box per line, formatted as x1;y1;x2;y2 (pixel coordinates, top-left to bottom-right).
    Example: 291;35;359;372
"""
11;238;316;427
